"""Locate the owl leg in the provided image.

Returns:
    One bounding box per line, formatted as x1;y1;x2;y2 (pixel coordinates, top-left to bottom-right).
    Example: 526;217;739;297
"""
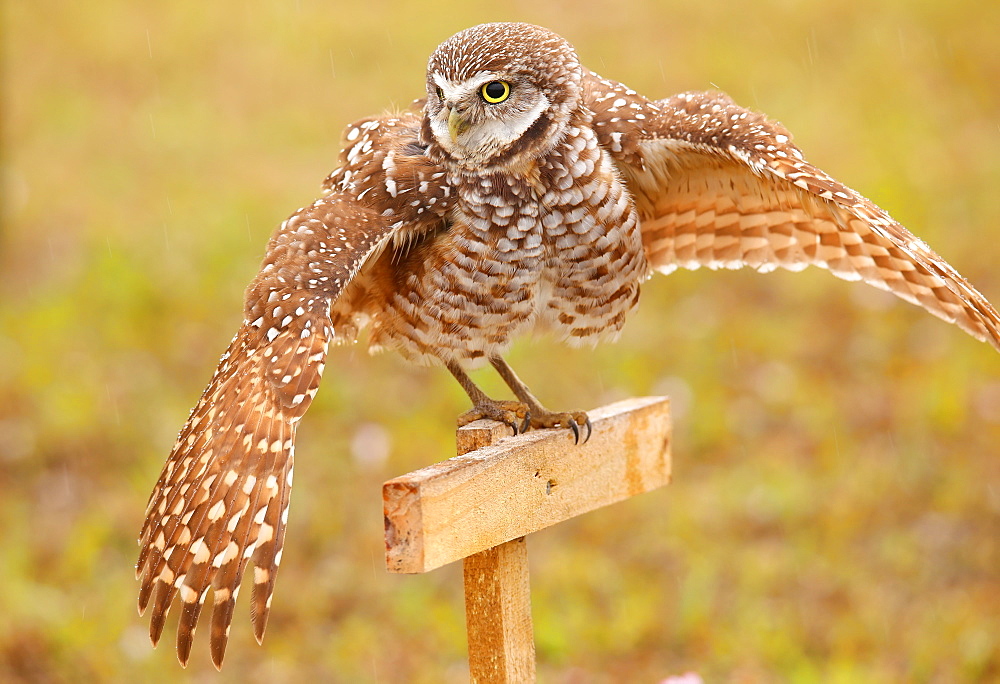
446;361;531;435
490;357;592;444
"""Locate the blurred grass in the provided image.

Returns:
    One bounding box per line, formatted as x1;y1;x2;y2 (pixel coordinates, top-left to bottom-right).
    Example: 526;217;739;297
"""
3;0;999;681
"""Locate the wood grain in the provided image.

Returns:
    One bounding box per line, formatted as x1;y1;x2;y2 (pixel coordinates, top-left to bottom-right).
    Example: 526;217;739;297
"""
463;537;535;683
383;396;671;574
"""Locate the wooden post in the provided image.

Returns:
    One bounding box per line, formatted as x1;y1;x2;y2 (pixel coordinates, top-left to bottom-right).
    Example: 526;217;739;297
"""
457;421;536;683
383;396;672;682
463;537;534;682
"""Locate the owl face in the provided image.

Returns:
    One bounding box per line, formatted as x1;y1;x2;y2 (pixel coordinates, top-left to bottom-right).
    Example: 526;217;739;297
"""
426;70;551;165
424;22;584;168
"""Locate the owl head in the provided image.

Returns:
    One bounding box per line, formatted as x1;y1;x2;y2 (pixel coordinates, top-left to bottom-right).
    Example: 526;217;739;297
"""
423;22;584;169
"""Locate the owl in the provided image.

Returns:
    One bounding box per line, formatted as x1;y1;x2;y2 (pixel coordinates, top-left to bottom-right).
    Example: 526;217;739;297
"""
136;22;1000;668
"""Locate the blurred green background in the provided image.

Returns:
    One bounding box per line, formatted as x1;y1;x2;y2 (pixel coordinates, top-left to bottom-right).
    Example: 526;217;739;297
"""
3;0;999;681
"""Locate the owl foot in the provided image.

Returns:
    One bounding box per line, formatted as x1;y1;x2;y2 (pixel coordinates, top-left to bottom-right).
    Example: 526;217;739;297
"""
447;360;591;442
529;409;592;444
457;399;531;435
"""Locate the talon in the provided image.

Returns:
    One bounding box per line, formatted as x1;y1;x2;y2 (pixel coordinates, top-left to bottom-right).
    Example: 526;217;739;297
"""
457;399;530;437
510;412;529;436
568;419;580;444
523;408;592;443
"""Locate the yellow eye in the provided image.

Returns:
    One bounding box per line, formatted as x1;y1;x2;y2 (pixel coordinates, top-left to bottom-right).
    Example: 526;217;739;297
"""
480;80;511;104
435;86;444;101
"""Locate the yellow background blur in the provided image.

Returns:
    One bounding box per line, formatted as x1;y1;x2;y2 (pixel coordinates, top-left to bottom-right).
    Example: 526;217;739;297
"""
3;1;999;681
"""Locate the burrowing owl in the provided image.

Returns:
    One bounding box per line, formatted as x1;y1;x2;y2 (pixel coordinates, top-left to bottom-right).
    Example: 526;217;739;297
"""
136;22;1000;668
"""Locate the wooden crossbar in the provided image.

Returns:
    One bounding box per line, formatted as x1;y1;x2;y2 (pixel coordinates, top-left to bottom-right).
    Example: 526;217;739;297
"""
383;396;672;682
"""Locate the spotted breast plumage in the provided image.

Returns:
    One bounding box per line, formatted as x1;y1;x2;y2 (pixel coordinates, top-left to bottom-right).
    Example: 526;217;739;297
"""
136;22;1000;668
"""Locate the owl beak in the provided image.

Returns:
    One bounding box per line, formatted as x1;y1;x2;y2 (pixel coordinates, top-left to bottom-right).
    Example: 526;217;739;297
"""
447;108;469;141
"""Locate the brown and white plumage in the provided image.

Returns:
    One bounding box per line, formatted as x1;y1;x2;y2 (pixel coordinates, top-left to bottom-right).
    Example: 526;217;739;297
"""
584;79;1000;346
136;196;401;667
137;22;1000;669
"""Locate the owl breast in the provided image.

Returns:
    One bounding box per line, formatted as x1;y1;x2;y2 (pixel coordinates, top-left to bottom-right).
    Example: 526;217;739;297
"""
367;124;647;366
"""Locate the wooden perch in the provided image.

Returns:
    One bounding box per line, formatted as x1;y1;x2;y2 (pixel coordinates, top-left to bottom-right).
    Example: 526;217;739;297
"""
383;396;672;573
383;396;671;683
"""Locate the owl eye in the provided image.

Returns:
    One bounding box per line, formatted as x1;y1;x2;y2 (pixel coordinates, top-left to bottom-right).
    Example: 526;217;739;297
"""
435;86;444;101
480;80;511;104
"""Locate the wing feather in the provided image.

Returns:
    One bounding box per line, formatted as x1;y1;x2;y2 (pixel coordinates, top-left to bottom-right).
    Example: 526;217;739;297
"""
137;108;453;668
136;194;402;667
586;77;1000;350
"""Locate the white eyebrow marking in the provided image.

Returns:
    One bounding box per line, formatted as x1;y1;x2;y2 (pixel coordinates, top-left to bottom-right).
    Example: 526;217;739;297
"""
432;71;504;100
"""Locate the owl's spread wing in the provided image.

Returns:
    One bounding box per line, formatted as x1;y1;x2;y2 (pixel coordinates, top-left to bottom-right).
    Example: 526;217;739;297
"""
135;195;401;668
137;111;449;669
591;82;1000;350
